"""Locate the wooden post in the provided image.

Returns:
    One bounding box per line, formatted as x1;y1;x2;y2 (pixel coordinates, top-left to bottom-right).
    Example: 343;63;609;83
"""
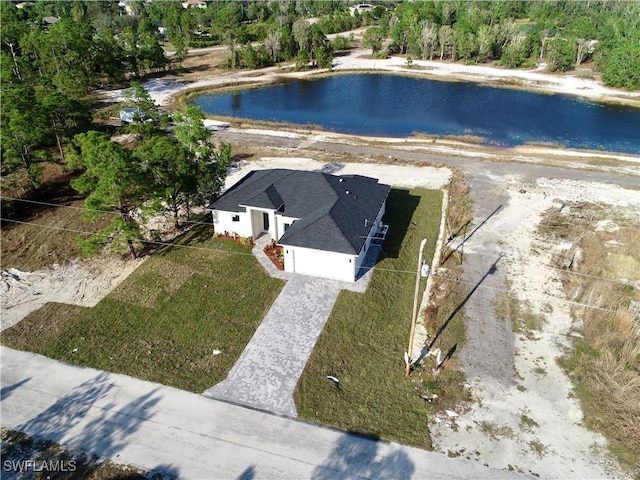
405;238;427;376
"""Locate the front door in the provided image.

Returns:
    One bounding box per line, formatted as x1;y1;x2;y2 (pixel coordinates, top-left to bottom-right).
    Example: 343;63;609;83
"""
262;212;270;231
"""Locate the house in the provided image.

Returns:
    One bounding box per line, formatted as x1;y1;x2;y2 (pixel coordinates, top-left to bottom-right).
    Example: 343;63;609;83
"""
182;0;207;8
119;108;151;124
208;169;391;282
349;4;375;15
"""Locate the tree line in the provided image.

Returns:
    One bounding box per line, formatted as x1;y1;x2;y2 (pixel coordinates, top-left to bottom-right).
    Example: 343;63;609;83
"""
363;1;639;89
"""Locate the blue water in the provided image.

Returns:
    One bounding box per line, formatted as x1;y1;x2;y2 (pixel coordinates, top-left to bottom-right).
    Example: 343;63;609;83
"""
193;74;640;154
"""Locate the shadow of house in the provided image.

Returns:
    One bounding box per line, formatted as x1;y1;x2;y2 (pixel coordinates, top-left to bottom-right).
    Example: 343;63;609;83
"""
312;433;415;480
379;189;421;259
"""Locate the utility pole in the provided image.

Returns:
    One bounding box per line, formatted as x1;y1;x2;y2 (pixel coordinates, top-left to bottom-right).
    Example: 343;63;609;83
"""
405;238;427;377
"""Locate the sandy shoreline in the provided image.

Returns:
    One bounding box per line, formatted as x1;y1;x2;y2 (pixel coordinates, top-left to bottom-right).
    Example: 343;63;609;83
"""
157;48;640;107
93;47;639;167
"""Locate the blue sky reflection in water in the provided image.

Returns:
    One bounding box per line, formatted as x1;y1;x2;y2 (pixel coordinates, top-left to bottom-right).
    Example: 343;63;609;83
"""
193;74;640;154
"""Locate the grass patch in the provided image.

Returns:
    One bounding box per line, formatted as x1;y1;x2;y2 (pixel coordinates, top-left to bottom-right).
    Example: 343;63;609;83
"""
294;188;442;448
528;439;547;458
1;226;284;393
479;421;514;440
520;412;539;430
539;204;640;476
494;293;546;340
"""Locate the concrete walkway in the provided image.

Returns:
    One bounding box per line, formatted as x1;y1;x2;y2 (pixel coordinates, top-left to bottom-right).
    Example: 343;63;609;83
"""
1;347;526;480
204;275;343;417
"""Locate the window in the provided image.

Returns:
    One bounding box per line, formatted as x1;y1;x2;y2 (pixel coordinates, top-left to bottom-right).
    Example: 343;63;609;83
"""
232;214;240;222
284;223;291;232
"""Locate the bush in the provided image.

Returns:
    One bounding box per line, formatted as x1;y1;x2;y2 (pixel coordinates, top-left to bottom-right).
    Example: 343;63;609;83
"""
601;43;640;90
332;35;350;51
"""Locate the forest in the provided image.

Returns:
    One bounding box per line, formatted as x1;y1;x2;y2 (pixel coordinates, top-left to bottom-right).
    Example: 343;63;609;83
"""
1;0;639;251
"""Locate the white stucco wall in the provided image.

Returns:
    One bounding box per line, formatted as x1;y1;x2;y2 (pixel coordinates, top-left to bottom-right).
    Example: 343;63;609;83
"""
275;215;299;241
211;210;253;237
283;245;357;282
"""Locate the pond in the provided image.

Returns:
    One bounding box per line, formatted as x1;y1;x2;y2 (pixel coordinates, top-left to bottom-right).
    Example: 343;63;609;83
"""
193;73;640;154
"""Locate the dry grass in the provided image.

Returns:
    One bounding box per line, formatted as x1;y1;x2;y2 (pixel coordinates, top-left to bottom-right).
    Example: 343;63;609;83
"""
478;421;514;440
494;294;546;340
412;169;472;417
539;204;640;476
1;164;113;272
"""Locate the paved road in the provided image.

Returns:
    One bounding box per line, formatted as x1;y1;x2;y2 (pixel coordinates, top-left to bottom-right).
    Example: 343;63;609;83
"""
0;347;527;480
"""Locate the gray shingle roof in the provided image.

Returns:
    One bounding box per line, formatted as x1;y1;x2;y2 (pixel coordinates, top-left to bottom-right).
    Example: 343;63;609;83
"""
208;169;391;255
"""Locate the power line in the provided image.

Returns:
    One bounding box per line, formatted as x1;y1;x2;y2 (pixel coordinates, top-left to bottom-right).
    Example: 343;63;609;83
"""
0;218;255;257
1;196;216;227
0;217;622;314
3;196;632;287
443;242;634;286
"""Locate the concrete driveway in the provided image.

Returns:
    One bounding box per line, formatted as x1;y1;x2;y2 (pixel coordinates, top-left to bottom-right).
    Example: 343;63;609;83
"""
1;347;526;479
204;275;343;417
204;231;379;417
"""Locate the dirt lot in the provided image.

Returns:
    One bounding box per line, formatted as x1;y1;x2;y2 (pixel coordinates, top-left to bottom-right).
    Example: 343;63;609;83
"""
429;175;639;478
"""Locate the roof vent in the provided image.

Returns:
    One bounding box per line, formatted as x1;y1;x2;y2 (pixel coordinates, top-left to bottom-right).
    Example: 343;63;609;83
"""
345;190;350;194
339;178;344;182
364;218;369;228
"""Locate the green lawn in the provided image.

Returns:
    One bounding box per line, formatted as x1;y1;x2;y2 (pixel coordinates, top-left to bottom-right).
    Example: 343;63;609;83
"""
2;227;284;392
293;188;443;449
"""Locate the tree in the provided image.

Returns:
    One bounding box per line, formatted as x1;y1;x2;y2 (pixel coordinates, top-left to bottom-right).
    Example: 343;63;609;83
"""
602;42;640;90
123;82;168;137
215;2;243;69
292;19;311;53
21;18;96;97
310;24;332;68
420;21;438;60
363;26;384;55
388;14;409;54
172;32;189;69
477;25;494;62
0;82;53;189
118;23;166;77
438;25;454;60
546;37;575;72
37;87;91;161
133;136;191;230
264;29;282;63
173;105;232;217
66;132;148;258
